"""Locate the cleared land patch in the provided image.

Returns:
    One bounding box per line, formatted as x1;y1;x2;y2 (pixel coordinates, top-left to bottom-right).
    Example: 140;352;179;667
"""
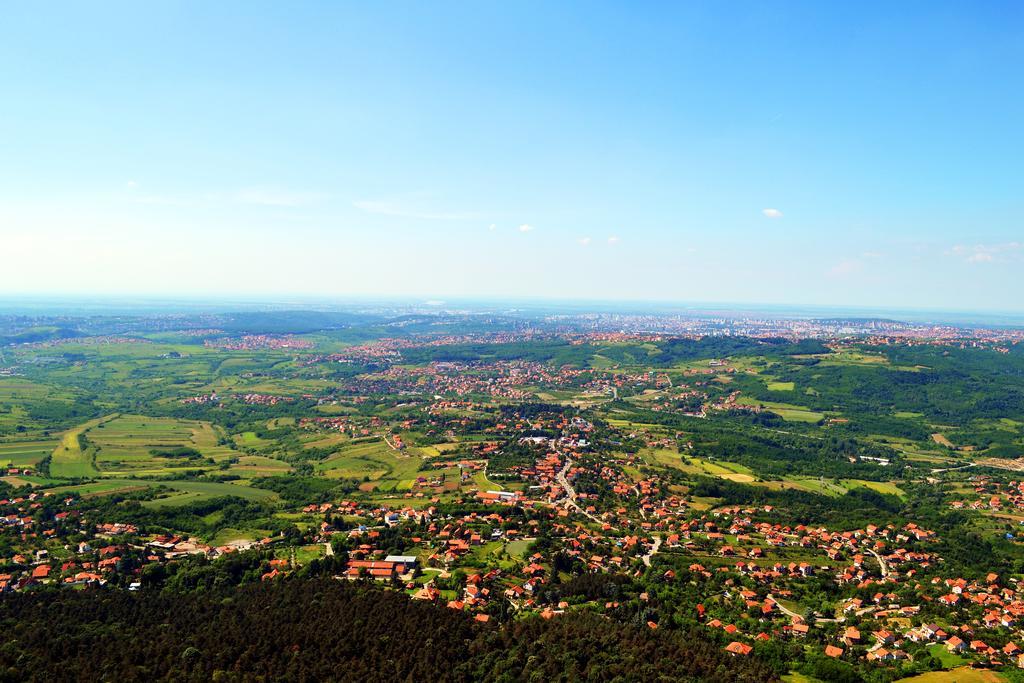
315;439;425;491
0;439;58;469
735;397;825;423
50;415;117;478
87;415;237;476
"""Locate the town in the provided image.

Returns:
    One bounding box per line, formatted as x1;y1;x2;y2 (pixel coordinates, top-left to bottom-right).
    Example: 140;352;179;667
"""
1;308;1024;682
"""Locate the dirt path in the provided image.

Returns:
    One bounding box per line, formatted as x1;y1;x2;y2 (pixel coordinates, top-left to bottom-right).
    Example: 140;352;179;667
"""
641;535;661;567
867;548;890;578
556;458;612;528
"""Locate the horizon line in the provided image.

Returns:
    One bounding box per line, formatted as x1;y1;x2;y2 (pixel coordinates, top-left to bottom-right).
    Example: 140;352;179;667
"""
2;292;1024;324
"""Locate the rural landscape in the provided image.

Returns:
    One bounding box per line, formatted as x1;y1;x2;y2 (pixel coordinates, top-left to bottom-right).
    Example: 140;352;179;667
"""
3;1;1021;680
0;306;1023;681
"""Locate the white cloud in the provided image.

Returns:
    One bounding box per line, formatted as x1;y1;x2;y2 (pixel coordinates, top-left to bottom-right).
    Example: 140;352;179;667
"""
488;223;497;231
518;224;534;233
948;242;1022;264
829;258;863;277
353;199;470;220
607;235;620;245
125;180;138;190
578;237;592;246
762;208;783;219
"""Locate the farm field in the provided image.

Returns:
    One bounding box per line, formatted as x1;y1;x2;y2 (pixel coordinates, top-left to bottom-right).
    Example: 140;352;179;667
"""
895;668;1005;683
779;476;905;498
0;438;57;469
46;479;152;497
85;414;237;476
314;439;426;491
735;396;827;422
638;448;756;482
49;415;115;478
0;378;87;434
140;480;280;508
41;477;280;507
227;455;292;477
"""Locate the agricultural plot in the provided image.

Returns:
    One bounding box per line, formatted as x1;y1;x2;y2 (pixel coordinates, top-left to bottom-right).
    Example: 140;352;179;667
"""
0;377;89;434
314;439;426;491
46;479;152;498
49;415;115;478
227;455;292;478
641;448;904;497
894;668;1004;683
301;432;351;449
140;480;280;508
471;469;505;491
39;473;280;507
197;376;335;398
811;349;890;367
88;415;237;476
639;448;756;482
735;396;826;423
0;439;57;469
777;476;906;498
415;442;461;457
234;431;274;449
50;414;240;478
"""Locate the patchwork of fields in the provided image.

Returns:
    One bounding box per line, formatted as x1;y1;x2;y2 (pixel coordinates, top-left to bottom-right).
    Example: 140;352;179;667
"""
34;414;292;504
0;439;56;469
315;439;426;492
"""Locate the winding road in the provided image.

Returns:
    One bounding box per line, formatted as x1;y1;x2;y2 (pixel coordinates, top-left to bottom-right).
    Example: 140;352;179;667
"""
641;535;661;567
867;548;890;578
555;458;613;528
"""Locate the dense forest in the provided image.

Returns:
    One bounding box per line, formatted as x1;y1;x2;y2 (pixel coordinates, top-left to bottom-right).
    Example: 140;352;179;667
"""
0;579;775;682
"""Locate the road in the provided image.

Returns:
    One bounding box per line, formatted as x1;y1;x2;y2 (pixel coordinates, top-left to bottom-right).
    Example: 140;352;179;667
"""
867;548;890;578
767;593;803;620
641;535;661;567
930;462;976;474
555;459;576;505
767;593;839;624
555;458;611;528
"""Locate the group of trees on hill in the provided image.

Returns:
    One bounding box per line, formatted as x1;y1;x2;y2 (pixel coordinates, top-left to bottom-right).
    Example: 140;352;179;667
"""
0;579;776;682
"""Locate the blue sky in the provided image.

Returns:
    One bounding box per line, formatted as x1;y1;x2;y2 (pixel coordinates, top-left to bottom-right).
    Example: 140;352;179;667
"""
1;2;1021;311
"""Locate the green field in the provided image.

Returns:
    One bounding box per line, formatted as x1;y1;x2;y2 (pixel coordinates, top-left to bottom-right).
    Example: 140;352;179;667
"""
49;415;114;477
46;479;152;497
778;476;905;498
895;668;1004;683
228;455;292;477
45;413;291;487
0;378;86;434
42;477;280;507
141;480;280;508
0;439;57;469
926;643;968;669
735;397;826;423
315;439;426;491
639;448;757;482
83;414;241;476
